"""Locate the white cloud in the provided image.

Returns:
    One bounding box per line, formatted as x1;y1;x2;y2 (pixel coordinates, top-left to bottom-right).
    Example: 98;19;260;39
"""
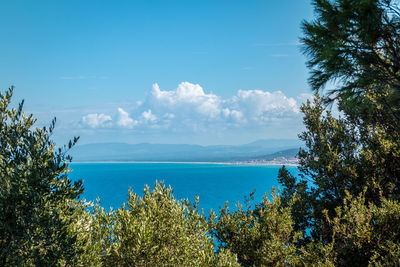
222;108;246;123
79;82;308;132
229;89;299;122
81;113;112;128
140;82;302;130
149;82;221;119
117;108;138;128
141;109;157;123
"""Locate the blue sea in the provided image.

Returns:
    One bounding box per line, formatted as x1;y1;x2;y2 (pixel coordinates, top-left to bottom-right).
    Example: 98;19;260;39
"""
69;163;299;213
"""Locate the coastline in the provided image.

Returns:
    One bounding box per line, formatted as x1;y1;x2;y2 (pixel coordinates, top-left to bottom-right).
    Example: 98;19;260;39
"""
71;161;299;167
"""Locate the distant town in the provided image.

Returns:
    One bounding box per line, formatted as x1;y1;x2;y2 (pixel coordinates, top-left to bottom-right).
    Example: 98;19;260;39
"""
234;156;299;166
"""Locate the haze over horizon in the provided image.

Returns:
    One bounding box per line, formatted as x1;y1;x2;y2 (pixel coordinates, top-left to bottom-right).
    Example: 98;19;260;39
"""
0;1;314;146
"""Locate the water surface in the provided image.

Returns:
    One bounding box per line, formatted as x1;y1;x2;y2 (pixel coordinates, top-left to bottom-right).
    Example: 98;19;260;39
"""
70;163;299;213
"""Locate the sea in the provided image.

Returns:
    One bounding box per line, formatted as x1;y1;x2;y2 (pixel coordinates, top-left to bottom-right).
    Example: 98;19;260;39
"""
69;163;300;214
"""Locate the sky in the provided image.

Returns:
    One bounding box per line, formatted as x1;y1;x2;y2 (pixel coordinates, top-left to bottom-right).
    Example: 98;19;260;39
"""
0;0;315;145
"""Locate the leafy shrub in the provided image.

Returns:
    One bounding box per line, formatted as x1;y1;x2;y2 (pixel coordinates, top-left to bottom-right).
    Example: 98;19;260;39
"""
103;181;239;266
210;189;302;266
0;87;84;265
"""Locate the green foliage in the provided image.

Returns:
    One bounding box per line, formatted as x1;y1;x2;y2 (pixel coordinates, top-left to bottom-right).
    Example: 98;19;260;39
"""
286;95;365;238
277;91;400;258
301;0;400;203
3;1;400;265
0;87;83;265
103;181;239;267
342;88;400;199
274;0;400;264
302;0;400;99
65;199;113;266
299;240;336;267
325;191;400;266
278;166;310;236
210;189;302;266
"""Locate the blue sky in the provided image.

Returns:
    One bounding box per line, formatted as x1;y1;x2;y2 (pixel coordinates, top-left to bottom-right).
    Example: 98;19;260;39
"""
0;0;314;145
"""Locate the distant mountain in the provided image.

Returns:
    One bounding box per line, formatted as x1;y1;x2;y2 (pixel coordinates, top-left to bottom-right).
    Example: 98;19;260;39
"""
70;139;302;162
240;139;302;150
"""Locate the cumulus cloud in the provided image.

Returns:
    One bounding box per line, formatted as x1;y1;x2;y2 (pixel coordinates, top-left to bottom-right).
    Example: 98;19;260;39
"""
79;82;308;132
229;89;299;122
149;82;221;119
222;108;246;124
141;109;157;123
117;108;138;128
81;113;112;128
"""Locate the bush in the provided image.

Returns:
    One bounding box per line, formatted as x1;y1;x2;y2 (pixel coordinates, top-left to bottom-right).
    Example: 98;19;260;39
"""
103;181;239;266
0;87;83;265
210;189;301;266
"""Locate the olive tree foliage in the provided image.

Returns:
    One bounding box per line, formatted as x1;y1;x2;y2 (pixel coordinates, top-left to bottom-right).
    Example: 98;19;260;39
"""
65;200;113;267
0;87;84;266
209;187;342;267
326;191;400;266
209;189;303;267
103;181;239;267
66;181;240;267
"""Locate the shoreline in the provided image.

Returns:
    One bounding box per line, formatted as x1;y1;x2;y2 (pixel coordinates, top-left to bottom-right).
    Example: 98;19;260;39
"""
71;161;299;167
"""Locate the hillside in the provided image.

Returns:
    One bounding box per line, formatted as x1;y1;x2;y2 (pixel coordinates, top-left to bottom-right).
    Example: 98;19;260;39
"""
70;139;301;162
